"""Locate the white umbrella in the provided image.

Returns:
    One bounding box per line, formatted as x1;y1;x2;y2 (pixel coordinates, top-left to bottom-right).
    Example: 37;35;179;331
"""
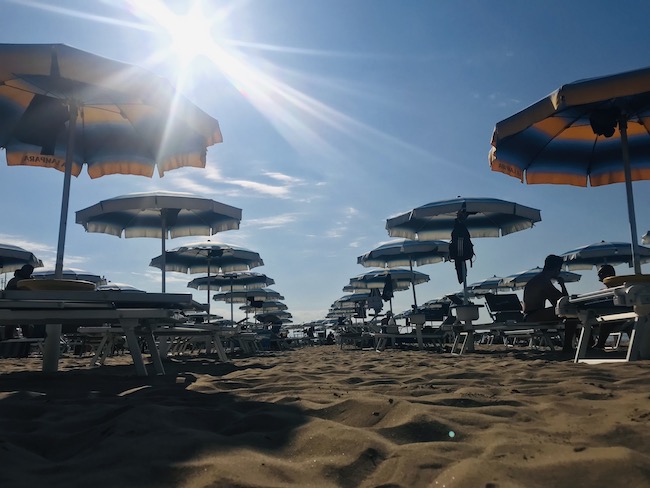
0;243;43;274
559;241;650;270
386;196;541;303
76;191;241;292
150;241;263;320
357;239;449;308
501;267;582;290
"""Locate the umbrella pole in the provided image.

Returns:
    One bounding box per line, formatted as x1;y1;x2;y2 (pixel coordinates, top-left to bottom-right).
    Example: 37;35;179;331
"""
45;101;78;374
161;214;167;292
54;101;78;279
462;261;469;305
206;259;211;317
620;119;642;275
230;275;234;325
409;259;418;308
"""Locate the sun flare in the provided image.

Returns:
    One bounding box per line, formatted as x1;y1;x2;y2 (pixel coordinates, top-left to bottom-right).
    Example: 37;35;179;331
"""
139;1;217;65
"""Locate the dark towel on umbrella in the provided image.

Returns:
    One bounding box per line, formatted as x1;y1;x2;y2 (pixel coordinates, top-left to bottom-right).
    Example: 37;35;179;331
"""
382;274;394;301
450;217;474;284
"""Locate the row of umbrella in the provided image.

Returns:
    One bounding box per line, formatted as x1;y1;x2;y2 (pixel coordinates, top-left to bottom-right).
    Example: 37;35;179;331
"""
469;241;650;294
330;197;542;317
331;64;650;325
330;203;650;336
0;238;292;325
0;44;291;369
0;43;227;372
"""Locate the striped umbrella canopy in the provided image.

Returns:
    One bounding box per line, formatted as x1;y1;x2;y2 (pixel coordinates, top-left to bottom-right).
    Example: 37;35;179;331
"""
76;192;241;292
467;275;506;294
342;282;411;293
386;197;541;304
188;271;274;291
326;308;355;319
386;197;541;240
357;239;450;268
357;239;449;308
150;242;263;274
255;312;292;324
0;44;222;280
213;288;284;304
332;292;371;309
240;300;287;313
150;241;263;320
0;44;222;373
0;243;43;274
559;240;650;270
489;66;650;274
347;268;430;290
501;267;582;290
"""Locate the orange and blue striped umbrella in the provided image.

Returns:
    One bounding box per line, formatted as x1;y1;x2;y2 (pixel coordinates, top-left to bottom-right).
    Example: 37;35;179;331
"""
489;66;650;273
0;43;222;281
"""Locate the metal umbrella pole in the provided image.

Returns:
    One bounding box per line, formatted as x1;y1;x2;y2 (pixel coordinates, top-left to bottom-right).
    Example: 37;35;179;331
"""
45;101;78;373
620;118;642;274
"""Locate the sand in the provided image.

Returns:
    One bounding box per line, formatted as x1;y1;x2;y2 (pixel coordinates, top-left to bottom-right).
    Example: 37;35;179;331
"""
1;345;649;488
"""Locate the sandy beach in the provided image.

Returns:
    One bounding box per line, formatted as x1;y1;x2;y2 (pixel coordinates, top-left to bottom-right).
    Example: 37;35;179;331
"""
1;345;649;488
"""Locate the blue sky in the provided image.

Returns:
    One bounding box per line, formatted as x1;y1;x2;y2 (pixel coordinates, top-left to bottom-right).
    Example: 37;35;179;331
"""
1;0;650;323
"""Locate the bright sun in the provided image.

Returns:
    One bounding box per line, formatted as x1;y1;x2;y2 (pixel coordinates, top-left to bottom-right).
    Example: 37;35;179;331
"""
136;0;218;64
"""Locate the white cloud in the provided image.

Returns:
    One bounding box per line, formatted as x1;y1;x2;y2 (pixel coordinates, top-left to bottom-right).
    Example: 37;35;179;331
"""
243;213;300;229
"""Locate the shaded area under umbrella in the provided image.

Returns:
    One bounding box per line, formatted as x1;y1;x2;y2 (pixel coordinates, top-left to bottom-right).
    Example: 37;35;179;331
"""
76;191;241;292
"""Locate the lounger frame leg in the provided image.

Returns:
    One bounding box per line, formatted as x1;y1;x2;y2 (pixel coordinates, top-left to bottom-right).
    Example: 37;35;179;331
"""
122;321;148;376
574;311;595;363
42;323;62;373
212;333;229;362
627;306;650;361
451;332;469;355
142;329;165;375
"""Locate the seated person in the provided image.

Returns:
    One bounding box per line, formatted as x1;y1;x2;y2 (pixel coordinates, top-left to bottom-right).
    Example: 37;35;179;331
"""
5;264;34;290
593;264;633;349
380;311;398;334
523;254;575;352
2;264;34;340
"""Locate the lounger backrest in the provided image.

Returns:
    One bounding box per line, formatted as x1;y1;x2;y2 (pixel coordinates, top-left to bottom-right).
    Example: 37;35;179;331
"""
423;302;450;322
484;293;525;322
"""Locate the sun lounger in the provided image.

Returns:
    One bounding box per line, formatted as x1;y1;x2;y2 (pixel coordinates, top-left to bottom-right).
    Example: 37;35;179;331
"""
472;293;564;352
0;289;207;375
557;281;650;363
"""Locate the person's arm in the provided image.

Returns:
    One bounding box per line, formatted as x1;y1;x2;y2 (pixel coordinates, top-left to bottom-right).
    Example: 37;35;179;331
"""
556;276;568;296
545;280;564;306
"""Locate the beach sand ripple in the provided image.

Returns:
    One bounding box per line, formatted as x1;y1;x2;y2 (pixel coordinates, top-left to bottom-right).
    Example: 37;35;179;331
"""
1;346;649;487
